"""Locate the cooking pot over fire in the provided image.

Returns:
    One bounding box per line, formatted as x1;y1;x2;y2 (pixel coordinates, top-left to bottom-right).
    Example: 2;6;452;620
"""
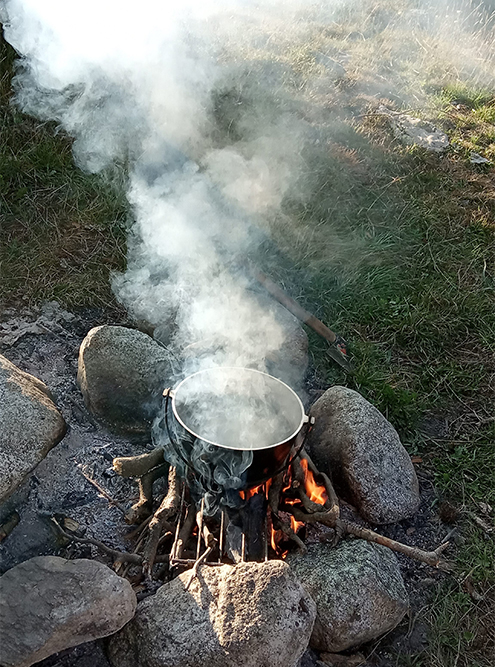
157;366;311;488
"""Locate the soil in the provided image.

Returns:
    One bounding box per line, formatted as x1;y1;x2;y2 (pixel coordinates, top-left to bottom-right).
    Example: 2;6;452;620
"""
0;302;456;667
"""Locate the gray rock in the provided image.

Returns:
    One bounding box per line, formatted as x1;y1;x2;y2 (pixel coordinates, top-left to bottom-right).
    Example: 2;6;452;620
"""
378;106;449;152
107;560;316;667
307;386;420;524
288;540;408;653
0;355;66;502
0;556;136;667
77;325;174;434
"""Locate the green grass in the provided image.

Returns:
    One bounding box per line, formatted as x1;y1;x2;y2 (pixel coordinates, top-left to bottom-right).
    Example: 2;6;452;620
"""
0;30;129;311
1;4;495;666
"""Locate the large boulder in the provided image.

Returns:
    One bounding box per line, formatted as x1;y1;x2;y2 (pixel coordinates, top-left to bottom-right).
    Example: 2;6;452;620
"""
77;325;173;434
107;560;316;667
307;386;420;524
0;556;136;667
288;540;408;653
0;355;66;502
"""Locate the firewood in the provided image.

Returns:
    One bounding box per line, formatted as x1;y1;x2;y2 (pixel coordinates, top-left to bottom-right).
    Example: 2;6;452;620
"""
78;466;127;515
113;447;165;478
125;462;169;525
142;467;180;578
175;503;196;559
268;471;285;514
281;504;452;569
272;512;307;554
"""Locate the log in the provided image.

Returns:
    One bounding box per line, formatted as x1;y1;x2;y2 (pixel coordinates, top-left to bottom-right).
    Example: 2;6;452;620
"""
113;448;165;478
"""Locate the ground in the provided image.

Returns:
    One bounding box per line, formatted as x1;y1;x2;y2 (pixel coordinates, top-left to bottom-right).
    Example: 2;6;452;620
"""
1;3;495;666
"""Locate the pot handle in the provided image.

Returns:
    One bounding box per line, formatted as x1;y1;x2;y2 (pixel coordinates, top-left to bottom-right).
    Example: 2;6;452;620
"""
162;388;193;473
277;414;315;476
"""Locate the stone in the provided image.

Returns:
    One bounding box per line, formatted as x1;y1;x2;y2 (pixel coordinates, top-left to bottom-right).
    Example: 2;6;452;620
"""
307;386;420;524
0;556;136;667
77;325;174;434
107;560;316;667
378;106;449;152
288;540;408;653
0;355;66;502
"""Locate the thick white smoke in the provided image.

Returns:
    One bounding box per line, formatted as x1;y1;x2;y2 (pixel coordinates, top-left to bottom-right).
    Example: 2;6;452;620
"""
2;0;495;384
2;0;316;384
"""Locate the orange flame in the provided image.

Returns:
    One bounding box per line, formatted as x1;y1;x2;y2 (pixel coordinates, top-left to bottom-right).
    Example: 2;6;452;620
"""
300;458;327;505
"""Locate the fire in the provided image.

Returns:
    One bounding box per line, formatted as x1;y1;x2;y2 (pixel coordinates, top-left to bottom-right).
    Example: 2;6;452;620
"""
240;456;327;559
299;458;327;505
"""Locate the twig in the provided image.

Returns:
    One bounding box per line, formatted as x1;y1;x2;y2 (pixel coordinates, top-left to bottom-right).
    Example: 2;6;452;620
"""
51;518;142;565
184;545;214;592
175;503;197;559
268;471;285;515
142;467;180;577
78;466;127;515
272;512;307;554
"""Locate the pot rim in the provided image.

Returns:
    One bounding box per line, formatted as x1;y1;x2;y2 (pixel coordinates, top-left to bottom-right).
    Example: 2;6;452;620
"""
170;366;307;452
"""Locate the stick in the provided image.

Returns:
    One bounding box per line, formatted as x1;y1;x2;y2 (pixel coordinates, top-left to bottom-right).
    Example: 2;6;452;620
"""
272;512;307;554
184;545;214;592
176;504;197;559
142;467;180;577
113;448;165;478
125;463;169;525
51;518;143;565
281;504;452;569
268;472;285;515
253;269;337;343
78;467;127;515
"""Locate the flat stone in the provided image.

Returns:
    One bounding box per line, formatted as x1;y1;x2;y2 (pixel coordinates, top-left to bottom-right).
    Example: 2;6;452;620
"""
0;556;136;667
288;540;408;653
307;386;420;524
77;325;173;434
0;355;66;502
107;560;316;667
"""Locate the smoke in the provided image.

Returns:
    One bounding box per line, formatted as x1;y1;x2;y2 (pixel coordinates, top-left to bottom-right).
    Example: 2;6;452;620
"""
3;0;495;499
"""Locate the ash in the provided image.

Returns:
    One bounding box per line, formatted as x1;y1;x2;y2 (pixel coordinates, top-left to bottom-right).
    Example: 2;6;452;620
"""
0;302;451;667
0;302;149;573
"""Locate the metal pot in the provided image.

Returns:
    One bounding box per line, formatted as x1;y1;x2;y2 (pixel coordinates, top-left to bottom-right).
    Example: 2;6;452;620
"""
162;366;311;488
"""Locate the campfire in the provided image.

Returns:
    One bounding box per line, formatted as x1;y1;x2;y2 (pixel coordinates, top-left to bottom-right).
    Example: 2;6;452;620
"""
52;365;451;593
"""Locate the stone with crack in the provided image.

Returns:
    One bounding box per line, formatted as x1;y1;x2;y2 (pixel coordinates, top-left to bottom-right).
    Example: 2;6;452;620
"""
0;556;136;667
0;354;66;502
107;560;316;667
288;540;408;653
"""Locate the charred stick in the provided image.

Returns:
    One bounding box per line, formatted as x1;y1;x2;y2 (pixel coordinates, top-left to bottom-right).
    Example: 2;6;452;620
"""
125;462;169;525
268;471;285;515
142;467;180;578
78;466;127;515
300;449;340;519
113;447;165;478
272;512;307;554
51;518;142;565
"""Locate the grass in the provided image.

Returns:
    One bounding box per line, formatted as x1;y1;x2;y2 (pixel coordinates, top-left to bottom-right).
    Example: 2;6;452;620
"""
1;3;495;666
0;30;129;312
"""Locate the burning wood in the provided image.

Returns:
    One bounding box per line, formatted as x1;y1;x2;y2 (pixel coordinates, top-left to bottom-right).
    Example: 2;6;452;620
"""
52;441;452;584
